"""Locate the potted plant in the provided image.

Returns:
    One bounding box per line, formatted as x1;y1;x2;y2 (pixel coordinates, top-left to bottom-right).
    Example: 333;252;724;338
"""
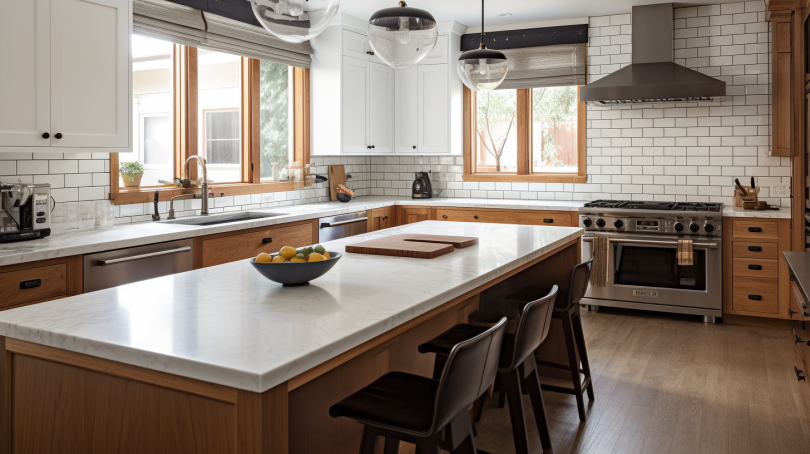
120;162;144;188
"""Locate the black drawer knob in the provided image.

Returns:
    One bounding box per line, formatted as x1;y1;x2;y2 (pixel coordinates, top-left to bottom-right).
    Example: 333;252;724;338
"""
19;279;41;290
442;215;448;219
474;215;479;219
748;295;763;301
54;133;63;139
748;227;762;233
543;219;554;224
262;238;273;244
748;246;762;252
412;146;416;149
42;132;49;139
748;264;763;270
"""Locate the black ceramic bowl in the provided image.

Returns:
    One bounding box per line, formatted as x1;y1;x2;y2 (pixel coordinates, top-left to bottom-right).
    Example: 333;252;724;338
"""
336;193;351;203
250;252;342;286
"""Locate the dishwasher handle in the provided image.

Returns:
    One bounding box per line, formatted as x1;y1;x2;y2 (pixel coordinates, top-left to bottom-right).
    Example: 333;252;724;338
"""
321;217;368;228
98;246;192;266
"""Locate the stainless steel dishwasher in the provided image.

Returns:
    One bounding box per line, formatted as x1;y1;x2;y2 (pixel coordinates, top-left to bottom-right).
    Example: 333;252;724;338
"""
319;212;368;242
83;239;194;292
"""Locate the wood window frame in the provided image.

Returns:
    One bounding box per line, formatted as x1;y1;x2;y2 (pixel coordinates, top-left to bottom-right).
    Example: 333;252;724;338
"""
463;85;587;184
111;45;310;206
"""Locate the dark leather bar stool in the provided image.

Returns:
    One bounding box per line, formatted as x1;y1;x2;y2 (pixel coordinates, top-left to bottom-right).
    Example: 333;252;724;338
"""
508;258;594;422
329;318;507;454
419;286;559;454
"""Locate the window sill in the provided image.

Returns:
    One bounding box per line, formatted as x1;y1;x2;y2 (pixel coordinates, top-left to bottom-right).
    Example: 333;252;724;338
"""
463;174;587;184
110;181;303;205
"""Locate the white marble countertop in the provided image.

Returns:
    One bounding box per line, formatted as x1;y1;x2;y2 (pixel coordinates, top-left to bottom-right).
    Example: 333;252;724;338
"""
0;221;583;392
0;196;790;267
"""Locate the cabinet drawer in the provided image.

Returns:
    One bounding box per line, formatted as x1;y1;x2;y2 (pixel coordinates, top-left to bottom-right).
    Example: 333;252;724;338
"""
200;224;313;268
435;209;573;227
732;242;778;259
732;258;778;279
0;264;67;309
732;277;778;314
731;219;779;240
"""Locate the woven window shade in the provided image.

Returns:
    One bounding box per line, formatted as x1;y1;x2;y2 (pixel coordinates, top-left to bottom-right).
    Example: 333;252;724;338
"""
132;0;313;68
496;43;587;90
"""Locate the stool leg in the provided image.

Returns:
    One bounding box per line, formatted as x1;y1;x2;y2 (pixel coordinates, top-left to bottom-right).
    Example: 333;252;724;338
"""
525;363;552;450
502;369;531;454
572;310;595;402
453;419;477;454
562;311;587;421
383;437;400;454
432;354;448;380
473;393;486;423
358;426;379;454
415;438;441;454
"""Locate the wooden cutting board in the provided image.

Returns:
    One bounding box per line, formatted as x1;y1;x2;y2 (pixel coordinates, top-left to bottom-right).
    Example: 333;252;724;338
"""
346;234;479;259
328;165;346;201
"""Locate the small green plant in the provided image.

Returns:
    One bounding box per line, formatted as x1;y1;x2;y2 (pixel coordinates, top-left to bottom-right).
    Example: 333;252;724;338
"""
119;161;144;175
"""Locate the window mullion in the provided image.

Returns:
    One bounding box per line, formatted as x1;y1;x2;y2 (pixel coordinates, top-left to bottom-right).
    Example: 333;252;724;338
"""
516;88;532;176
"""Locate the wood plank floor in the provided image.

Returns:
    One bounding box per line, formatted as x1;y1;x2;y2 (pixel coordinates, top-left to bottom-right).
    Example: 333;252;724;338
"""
402;308;810;454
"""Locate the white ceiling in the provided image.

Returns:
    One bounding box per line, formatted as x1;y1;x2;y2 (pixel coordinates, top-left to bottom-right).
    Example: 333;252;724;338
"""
339;0;749;28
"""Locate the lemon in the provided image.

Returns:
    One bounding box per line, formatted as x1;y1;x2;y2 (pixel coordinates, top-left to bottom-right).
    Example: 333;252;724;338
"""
314;245;326;255
308;253;325;262
272;255;287;263
290;257;306;263
255;253;273;263
279;246;297;260
323;251;331;259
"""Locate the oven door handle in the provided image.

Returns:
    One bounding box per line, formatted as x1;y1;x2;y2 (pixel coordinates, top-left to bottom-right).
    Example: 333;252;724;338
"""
581;237;718;249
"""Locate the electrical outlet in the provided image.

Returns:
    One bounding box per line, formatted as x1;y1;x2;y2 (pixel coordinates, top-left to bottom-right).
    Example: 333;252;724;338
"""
771;184;790;197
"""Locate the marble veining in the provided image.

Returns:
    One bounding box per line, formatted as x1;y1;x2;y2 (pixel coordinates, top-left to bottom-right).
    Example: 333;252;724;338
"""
0;221;583;392
721;205;791;219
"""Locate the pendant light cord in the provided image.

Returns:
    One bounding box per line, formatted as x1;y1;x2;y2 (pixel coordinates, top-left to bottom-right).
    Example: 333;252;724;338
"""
480;0;485;49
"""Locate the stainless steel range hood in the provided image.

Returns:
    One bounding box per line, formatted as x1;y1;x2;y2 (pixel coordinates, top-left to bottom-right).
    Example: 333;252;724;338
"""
580;3;726;105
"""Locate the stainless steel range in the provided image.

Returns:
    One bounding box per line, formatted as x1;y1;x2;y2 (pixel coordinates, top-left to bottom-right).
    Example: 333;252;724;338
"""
579;200;722;322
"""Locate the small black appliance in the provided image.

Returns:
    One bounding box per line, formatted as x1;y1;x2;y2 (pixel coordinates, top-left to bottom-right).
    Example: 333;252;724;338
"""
411;172;432;199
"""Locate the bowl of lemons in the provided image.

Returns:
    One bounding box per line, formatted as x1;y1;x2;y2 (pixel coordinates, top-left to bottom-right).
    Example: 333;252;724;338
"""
250;244;341;286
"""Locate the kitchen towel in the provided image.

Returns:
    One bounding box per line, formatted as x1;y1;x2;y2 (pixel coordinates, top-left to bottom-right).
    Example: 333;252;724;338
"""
590;236;609;287
678;240;694;266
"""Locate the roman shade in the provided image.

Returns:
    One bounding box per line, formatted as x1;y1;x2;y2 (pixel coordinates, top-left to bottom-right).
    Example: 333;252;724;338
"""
460;24;588;90
132;0;313;68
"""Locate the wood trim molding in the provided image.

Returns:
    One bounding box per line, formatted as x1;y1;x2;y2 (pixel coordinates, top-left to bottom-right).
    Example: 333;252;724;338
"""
463;86;474;176
244;59;261;184
792;6;806;252
516;88;531;175
110;180;298;205
293;67;311;167
5;338;238;404
287;238;579;390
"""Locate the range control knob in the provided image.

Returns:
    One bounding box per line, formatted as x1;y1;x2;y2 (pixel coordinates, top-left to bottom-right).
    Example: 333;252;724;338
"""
704;223;716;234
613;219;624;229
582;217;592;227
689;222;700;233
673;222;684;233
595;218;606;228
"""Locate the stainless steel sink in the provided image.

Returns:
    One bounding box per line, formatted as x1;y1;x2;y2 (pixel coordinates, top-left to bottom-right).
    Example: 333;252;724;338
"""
162;212;286;226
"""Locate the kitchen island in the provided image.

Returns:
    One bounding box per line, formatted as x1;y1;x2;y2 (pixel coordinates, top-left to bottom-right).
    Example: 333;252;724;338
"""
0;221;582;454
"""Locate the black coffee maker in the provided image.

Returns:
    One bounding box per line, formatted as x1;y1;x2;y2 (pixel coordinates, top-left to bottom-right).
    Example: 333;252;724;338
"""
411;172;432;199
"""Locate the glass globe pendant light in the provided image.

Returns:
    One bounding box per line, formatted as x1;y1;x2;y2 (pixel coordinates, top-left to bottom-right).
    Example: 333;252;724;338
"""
457;0;508;92
249;0;340;44
368;2;438;69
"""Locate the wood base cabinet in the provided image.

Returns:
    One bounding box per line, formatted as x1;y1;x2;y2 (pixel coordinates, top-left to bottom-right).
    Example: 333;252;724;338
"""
194;221;317;268
435;208;577;227
0;256;82;311
367;207;394;232
723;217;792;319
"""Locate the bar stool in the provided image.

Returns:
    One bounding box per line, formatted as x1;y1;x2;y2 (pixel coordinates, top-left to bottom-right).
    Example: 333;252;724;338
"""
329;318;507;454
507;259;594;421
418;286;559;454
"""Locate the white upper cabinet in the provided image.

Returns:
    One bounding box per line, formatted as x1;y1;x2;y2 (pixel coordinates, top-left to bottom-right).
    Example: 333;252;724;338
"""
395;66;418;153
418;64;450;154
368;63;394;154
341;57;369;154
0;0;131;152
420;35;449;65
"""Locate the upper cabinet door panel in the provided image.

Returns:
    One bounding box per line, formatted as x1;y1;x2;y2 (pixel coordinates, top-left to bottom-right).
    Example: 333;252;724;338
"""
418;64;449;153
50;0;130;148
342;30;370;61
0;0;51;147
341;56;369;153
395;66;418;153
368;63;394;154
420;35;449;65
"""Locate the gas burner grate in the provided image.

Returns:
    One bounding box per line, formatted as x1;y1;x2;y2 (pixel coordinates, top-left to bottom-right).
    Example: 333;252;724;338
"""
584;200;722;212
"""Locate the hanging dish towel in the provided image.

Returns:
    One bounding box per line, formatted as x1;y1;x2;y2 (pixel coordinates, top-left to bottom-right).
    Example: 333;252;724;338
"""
677;240;694;266
590;236;609;287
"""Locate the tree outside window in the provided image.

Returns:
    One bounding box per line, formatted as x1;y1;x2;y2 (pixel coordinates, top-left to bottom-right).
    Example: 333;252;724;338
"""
259;61;293;181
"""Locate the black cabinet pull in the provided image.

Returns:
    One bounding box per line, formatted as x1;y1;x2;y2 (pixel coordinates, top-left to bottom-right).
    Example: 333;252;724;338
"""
54;133;63;139
412;146;416;149
262;238;273;244
19;279;41;290
371;145;375;149
748;264;762;270
748;227;762;232
748;295;762;301
42;132;49;139
442;215;448;219
748;246;762;252
796;366;806;382
543;219;554;224
473;215;479;220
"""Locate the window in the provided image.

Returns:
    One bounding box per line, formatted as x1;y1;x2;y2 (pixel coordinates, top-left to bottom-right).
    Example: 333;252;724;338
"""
464;86;586;183
111;38;310;205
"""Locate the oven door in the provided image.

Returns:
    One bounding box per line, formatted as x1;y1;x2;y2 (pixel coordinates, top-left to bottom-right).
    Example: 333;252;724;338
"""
583;234;722;311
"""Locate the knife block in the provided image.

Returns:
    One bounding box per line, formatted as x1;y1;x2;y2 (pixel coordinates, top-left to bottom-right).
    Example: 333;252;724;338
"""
734;186;760;207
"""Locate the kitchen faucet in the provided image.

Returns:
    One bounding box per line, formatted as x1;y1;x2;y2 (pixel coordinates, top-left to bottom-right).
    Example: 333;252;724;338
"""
185;156;210;216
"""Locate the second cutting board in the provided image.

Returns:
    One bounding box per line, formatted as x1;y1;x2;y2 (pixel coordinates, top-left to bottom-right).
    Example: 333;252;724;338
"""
345;234;479;259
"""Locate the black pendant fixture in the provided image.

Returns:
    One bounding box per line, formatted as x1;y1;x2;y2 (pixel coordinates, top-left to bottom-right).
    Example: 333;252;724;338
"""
368;1;438;69
457;0;508;92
